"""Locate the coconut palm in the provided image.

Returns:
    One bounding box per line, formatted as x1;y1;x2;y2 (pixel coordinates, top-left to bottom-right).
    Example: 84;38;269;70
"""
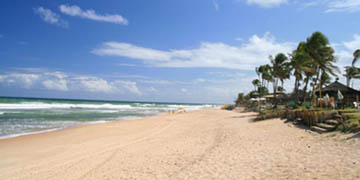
320;71;331;86
256;64;273;96
262;64;274;91
289;42;316;96
269;53;290;102
352;49;360;66
344;66;360;87
303;32;339;103
305;32;339;85
252;79;261;91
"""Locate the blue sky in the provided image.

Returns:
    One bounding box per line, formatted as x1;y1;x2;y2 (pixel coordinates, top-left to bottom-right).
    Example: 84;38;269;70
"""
1;0;360;104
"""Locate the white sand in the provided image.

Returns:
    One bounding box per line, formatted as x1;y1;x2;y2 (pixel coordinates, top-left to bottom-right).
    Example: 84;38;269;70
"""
1;108;360;179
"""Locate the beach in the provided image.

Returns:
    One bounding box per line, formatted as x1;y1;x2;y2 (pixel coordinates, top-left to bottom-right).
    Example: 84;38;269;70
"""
1;108;360;180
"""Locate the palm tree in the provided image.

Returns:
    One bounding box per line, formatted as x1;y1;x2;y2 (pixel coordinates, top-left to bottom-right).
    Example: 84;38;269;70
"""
304;32;339;101
257;64;273;96
262;64;274;93
344;66;360;87
352;49;360;66
307;32;339;80
270;53;290;103
252;79;260;91
320;71;331;86
290;42;315;97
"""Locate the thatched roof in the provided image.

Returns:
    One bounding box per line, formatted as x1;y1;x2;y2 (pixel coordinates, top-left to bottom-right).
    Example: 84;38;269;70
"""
316;81;360;94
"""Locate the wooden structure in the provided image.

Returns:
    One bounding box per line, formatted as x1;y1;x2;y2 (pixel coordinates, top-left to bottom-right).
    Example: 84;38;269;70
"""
315;80;360;106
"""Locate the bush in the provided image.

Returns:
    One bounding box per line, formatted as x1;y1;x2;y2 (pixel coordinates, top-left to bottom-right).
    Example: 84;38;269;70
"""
221;104;235;111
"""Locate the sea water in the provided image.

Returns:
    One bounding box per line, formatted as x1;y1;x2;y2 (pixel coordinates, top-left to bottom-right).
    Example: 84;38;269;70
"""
0;97;213;139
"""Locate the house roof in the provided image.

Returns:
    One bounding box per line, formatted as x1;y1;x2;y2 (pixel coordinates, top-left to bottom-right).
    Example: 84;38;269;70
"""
316;81;360;93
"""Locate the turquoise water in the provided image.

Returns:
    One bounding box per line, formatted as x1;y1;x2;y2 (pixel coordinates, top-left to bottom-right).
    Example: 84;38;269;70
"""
0;97;213;139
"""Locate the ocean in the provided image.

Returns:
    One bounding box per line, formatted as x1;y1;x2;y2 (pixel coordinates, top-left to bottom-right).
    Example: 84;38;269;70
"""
0;97;214;139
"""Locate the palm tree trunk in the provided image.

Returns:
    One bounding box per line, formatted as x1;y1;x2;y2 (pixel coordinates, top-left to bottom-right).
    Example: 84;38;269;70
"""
294;78;299;102
311;68;321;103
346;76;351;87
302;76;310;105
273;78;278;106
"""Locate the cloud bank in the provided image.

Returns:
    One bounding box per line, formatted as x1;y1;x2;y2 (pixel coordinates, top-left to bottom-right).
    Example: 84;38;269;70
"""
92;33;295;70
0;71;141;95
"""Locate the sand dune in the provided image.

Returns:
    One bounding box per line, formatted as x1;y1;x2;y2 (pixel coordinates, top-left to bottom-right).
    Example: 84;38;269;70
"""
1;108;360;179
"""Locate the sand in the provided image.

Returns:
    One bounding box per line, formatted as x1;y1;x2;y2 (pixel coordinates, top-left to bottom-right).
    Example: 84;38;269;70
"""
1;108;360;180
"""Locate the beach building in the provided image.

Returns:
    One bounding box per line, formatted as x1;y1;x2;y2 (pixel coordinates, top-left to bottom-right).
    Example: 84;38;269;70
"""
315;80;360;106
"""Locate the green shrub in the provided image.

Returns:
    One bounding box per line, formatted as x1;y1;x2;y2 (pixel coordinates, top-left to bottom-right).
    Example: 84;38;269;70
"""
221;104;235;111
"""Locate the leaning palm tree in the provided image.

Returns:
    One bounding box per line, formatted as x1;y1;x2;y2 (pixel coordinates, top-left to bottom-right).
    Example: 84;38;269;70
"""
257;64;273;96
305;32;339;83
290;42;316;97
305;32;339;100
352;49;360;66
270;53;290;103
262;64;273;88
344;66;360;87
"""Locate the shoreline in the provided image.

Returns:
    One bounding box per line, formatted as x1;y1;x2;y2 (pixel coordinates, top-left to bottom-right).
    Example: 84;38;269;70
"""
0;109;175;141
1;108;360;179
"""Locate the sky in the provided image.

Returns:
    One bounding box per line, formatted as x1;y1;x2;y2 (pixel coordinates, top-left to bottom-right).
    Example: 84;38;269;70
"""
1;0;360;104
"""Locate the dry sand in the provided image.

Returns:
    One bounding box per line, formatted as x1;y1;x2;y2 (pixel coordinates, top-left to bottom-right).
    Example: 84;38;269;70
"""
1;108;360;180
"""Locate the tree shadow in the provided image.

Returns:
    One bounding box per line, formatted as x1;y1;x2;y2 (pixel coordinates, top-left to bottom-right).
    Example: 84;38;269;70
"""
231;115;258;119
347;133;360;140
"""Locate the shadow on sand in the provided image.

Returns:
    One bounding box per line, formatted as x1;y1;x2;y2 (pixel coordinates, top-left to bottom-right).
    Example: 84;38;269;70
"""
347;133;360;140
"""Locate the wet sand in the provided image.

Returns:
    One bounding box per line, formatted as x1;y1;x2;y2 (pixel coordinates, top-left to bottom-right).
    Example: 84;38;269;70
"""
1;108;360;180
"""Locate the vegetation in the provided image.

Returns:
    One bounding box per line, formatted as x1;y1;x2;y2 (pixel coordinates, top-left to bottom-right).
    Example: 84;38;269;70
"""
250;31;344;106
340;111;360;133
235;31;360;134
269;53;291;104
221;104;235;111
234;93;246;106
352;49;360;66
344;66;360;87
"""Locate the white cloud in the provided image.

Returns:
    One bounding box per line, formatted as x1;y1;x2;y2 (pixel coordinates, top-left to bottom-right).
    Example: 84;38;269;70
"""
42;79;68;91
0;70;145;95
326;0;360;12
93;33;295;70
59;5;128;25
0;73;40;88
344;34;360;51
41;72;69;91
245;0;288;8
43;71;68;80
113;80;142;95
333;34;360;66
93;42;171;61
34;7;68;28
74;76;116;93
